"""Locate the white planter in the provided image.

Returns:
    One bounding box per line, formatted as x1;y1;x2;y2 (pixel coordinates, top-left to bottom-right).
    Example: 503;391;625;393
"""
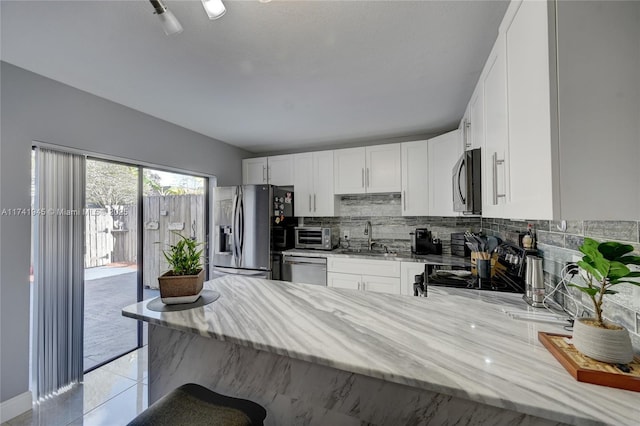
572;318;634;364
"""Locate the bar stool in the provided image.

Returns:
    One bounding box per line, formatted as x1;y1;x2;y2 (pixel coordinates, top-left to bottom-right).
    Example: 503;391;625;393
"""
128;383;267;426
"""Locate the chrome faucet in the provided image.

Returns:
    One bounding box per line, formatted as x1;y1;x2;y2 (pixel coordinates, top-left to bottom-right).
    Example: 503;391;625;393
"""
365;221;373;251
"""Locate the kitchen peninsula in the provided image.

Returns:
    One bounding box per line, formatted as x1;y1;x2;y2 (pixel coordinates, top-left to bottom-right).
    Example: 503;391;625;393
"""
122;277;639;425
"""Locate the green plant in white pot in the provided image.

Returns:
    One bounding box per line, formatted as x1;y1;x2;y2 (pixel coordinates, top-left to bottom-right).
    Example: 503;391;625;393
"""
569;238;640;364
158;234;205;304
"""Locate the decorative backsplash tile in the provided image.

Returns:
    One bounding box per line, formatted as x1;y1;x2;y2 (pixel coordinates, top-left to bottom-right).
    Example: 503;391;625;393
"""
483;217;640;354
302;194;481;254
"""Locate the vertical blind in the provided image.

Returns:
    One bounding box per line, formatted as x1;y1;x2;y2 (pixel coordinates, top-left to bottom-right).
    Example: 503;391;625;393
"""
32;147;85;399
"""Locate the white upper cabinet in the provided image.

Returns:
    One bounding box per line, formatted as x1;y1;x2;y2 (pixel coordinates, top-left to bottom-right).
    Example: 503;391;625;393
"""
312;151;335;217
468;86;484;151
293;151;335;217
242;155;294;186
334;144;401;194
266;155;294;186
428;130;461;217
242;157;268;185
365;144;402;193
504;0;553;220
292;153;313;217
460;104;472;152
333;147;366;194
400;140;429;216
482;33;510;218
464;0;640;220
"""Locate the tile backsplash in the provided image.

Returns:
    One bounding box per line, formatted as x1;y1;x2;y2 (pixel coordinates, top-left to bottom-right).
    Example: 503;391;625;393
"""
301;194;481;253
301;195;640;353
483;217;640;354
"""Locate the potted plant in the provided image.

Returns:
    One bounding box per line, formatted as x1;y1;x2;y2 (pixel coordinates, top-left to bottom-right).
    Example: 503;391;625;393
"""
158;233;205;304
569;237;640;363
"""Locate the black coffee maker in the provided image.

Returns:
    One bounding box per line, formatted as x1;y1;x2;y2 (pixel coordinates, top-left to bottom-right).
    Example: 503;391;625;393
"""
411;228;442;255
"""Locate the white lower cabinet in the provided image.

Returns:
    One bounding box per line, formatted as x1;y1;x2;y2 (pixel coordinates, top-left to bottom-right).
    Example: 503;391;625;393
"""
327;272;360;290
327;258;401;295
361;275;401;295
400;262;427;297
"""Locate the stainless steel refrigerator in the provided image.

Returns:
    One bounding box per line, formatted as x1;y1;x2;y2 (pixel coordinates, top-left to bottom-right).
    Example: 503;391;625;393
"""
211;185;293;279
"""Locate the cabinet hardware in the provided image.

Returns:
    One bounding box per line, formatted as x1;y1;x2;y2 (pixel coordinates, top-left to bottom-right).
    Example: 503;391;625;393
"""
403;191;406;210
267;166;271;182
361;168;365;188
314;194;316;212
465;120;471;148
309;194;312;211
262;166;266;182
366;168;370;187
492;152;506;205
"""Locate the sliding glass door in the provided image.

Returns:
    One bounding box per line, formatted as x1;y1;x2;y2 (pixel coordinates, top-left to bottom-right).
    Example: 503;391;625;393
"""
32;148;210;379
83;159;141;371
141;168;206;344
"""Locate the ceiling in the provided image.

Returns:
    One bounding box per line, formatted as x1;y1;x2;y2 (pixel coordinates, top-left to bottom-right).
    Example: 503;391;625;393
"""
1;0;509;153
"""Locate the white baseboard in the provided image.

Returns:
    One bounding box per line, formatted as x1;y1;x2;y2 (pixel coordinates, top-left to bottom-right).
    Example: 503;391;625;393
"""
0;391;32;423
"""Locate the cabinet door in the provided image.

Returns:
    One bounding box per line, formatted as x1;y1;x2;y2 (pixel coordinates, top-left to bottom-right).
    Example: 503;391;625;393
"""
267;155;294;186
505;0;553;219
400;262;426;297
292;153;313;217
242;157;268;185
366;144;402;193
428;130;461;217
362;275;401;295
327;272;361;290
312;151;335;217
401;141;429;216
482;34;510;218
461;105;472;151
469;86;484;151
334;147;366;194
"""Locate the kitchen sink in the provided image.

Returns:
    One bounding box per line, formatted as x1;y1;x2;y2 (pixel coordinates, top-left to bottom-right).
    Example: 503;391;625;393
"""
333;248;398;257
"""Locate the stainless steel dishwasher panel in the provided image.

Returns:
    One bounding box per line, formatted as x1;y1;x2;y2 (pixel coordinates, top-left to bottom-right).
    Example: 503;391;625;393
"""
282;256;327;286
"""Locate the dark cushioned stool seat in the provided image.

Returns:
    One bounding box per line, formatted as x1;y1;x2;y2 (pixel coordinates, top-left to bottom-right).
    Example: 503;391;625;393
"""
127;383;266;426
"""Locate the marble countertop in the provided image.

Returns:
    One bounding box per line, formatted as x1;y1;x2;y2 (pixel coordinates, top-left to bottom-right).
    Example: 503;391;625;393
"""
123;277;638;426
282;248;470;266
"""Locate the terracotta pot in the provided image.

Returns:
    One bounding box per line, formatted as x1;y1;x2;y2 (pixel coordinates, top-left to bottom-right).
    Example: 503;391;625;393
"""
158;269;204;299
572;318;633;364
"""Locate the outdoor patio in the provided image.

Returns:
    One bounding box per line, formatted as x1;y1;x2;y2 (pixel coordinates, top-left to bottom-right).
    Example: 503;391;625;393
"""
84;265;158;371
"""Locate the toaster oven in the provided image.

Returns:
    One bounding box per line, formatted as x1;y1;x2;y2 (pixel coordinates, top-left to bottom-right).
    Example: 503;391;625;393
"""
294;227;333;250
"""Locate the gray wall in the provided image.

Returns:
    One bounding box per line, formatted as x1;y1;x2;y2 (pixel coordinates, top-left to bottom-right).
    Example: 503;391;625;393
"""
555;0;640;219
0;62;249;403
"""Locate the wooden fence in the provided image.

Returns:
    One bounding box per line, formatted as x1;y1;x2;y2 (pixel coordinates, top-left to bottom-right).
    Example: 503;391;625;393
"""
84;195;205;289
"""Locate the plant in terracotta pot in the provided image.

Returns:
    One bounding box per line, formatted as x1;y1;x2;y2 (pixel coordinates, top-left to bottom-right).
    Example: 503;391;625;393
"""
158;233;205;304
569;238;640;363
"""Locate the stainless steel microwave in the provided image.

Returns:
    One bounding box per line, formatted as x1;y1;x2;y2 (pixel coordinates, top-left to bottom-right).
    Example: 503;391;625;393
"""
294;227;333;250
452;148;482;215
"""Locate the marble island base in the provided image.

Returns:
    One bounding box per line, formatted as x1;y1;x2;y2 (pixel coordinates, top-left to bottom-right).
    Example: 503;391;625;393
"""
149;324;563;426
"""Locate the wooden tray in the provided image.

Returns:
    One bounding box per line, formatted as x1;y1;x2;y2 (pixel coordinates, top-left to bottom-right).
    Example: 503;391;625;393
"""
538;332;640;392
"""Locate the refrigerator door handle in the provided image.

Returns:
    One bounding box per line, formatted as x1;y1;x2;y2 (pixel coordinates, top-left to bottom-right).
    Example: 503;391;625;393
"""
237;193;245;263
231;189;240;263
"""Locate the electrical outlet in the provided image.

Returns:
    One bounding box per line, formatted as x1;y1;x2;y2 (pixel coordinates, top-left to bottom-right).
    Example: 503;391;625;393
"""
565;262;579;276
343;230;350;241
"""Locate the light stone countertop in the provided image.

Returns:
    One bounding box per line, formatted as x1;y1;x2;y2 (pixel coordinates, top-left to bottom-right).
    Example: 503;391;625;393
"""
282;248;471;266
123;277;639;426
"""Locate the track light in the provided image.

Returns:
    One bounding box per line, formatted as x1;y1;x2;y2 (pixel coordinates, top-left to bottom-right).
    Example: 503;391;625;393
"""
201;0;226;20
149;0;183;36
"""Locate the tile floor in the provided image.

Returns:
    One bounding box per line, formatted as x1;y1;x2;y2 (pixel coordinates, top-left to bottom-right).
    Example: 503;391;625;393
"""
3;348;148;426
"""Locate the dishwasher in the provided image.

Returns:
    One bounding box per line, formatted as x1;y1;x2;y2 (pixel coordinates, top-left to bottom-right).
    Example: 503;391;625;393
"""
282;255;327;286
